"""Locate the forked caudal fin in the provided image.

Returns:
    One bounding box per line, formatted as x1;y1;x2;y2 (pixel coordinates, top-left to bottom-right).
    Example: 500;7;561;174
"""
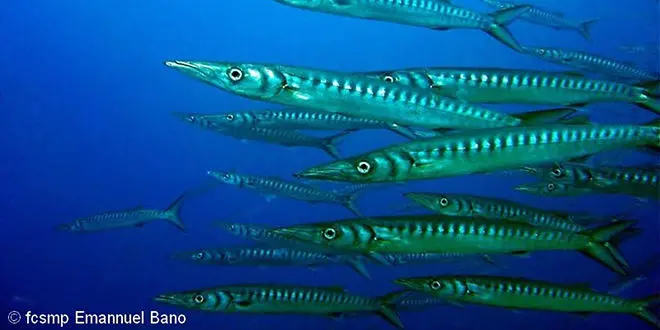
340;184;369;217
321;130;356;159
342;255;371;280
581;220;636;276
486;5;531;53
578;19;598;41
634;294;660;329
164;193;187;231
376;290;410;329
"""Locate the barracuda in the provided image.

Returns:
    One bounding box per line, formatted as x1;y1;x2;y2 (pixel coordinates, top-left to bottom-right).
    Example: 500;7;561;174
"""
394;275;660;329
172;246;371;279
515;180;595;197
173;112;351;159
208;170;366;217
154;284;407;329
201;108;418;140
164;61;525;130
523;46;660;81
294;122;660;183
365;67;660;114
56;194;186;232
391;290;453;311
377;251;495;266
523;162;660;199
271;215;636;275
403;192;589;232
481;0;597;40
274;0;530;52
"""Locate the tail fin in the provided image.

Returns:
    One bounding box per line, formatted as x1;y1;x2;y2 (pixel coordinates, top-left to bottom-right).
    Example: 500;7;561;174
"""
642;119;660;153
165;193;186;231
342;255;371;280
321;130;355;159
578;19;598;41
376;290;409;329
487;5;531;52
634;294;660;329
340;184;369;217
634;80;660;115
513;107;579;125
581;221;637;276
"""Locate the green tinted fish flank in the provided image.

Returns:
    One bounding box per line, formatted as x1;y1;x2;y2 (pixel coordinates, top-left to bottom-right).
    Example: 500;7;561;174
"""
395;275;660;329
164;61;523;130
404;192;586;232
56;194;186;232
272;215;636;275
274;0;530;52
515;180;595;197
296;123;660;183
154;284;405;328
366;67;660;114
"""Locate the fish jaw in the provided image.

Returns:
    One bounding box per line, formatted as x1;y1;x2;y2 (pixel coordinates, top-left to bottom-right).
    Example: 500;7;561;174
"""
271;227;322;245
402;192;437;209
393;278;430;292
164;60;227;87
295;157;380;182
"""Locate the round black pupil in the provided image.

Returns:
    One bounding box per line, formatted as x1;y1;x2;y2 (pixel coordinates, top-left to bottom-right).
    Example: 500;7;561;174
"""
360;163;368;169
231;70;241;78
227;115;233;120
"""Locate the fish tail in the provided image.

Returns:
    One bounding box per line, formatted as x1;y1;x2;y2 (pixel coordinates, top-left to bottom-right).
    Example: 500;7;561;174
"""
581;220;637;276
487;5;531;52
165;193;187;231
578;19;598;41
634;294;660;329
634;80;660;115
321;130;355;159
343;255;371;280
642;118;660;152
376;290;409;329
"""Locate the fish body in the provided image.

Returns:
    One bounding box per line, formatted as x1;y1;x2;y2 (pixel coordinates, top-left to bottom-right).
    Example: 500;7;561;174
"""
154;284;406;328
174;246;371;279
295;122;660;183
208;171;365;216
165;61;524;130
523;162;660;199
57;194;186;232
274;0;530;52
272;214;635;275
404;192;585;232
523;46;660;81
173;112;350;159
395;275;660;328
391;290;451;311
215;222;299;245
481;0;597;39
366;67;660;114
515;180;595;197
378;251;493;266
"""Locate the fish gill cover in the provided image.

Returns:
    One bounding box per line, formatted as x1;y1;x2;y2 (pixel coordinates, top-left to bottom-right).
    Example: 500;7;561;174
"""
1;0;659;330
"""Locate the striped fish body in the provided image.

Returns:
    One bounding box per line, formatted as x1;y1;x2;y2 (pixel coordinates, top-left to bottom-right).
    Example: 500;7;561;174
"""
524;46;660;81
225;126;325;147
379;251;482;265
515;180;595;197
397;275;642;313
404;192;585;232
164;61;522;130
178;246;338;266
65;209;172;231
393;291;450;310
216;222;302;245
297;123;660;183
277;0;495;30
253;108;399;131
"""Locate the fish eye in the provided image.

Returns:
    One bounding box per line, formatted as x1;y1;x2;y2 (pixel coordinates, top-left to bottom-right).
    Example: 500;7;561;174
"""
546;183;556;191
323;228;337;240
193;294;205;304
187;115;195;122
228;67;244;81
225;114;235;121
430;281;442;290
439;198;449;207
383;75;395;83
223;174;231;179
356;161;372;174
551;168;563;177
538;49;546;55
193;252;204;260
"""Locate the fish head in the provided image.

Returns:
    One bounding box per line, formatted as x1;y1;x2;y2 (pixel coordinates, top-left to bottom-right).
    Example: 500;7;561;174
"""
215;222;246;237
207;170;243;185
171;112;226;131
271;222;357;250
394;277;460;298
164;61;287;100
171;250;213;262
294;153;392;183
154;288;232;311
403;192;467;216
367;70;428;88
54;222;81;232
219;112;253;128
515;181;582;196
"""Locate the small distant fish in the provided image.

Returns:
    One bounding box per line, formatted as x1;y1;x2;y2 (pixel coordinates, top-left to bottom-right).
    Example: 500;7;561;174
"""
515;180;594;197
173;246;371;279
154;284;407;329
481;0;597;40
208;170;366;217
274;0;531;52
215;222;296;245
523;45;660;81
394;275;660;329
391;290;455;311
220;108;418;140
609;253;660;295
57;193;186;232
173;112;351;159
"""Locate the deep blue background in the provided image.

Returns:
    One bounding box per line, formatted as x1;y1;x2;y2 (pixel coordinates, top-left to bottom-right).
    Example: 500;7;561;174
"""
1;0;658;329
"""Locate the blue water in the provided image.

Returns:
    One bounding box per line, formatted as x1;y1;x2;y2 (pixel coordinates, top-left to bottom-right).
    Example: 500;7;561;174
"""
1;0;659;329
